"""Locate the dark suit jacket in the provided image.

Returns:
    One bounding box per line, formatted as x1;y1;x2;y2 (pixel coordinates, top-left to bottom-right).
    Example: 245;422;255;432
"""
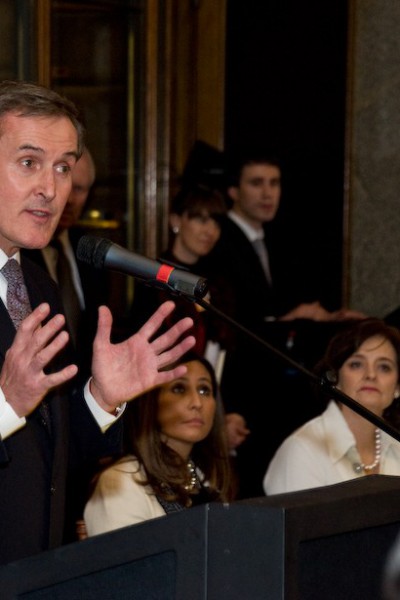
198;215;320;332
0;255;122;565
198;216;280;333
23;228;109;379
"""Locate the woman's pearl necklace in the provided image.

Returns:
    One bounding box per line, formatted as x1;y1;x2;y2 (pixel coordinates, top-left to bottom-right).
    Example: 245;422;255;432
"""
354;429;381;474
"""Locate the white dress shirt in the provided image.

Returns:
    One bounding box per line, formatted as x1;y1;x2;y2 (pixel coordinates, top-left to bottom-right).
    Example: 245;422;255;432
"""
263;400;400;495
228;209;265;245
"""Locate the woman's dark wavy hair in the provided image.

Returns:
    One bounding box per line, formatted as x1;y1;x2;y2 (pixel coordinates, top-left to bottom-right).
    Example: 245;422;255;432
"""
120;351;236;506
170;184;227;223
314;318;400;424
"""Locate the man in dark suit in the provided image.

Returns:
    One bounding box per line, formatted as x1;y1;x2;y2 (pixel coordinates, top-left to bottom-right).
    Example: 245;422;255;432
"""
199;153;351;329
0;80;195;565
23;147;116;539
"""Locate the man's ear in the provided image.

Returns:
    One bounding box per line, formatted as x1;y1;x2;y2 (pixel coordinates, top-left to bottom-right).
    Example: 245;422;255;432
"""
227;186;239;203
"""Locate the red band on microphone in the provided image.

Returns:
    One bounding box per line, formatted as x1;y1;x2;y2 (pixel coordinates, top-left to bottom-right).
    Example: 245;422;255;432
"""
156;264;174;284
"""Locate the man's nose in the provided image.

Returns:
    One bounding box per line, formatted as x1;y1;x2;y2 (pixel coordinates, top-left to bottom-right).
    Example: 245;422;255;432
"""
37;169;57;201
261;183;272;196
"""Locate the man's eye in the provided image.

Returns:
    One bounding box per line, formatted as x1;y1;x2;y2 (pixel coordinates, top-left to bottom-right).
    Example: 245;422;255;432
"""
56;164;71;174
21;159;34;168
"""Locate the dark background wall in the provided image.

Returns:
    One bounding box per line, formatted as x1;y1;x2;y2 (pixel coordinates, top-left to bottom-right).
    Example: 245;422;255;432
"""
224;0;349;310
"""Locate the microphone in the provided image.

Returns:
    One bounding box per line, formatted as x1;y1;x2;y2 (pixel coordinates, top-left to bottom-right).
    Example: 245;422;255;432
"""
76;235;209;299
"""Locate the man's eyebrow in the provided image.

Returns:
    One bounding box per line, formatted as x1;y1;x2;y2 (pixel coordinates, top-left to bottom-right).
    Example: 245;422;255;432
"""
18;144;79;160
18;144;44;153
64;151;79;161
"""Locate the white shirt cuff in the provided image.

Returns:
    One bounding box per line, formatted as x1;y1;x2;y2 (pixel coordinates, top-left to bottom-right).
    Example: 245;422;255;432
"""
84;378;126;432
0;386;26;439
0;380;126;439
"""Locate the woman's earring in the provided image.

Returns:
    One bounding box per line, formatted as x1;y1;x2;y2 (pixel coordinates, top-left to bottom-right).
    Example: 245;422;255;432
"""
395;390;400;399
172;226;179;234
325;370;338;385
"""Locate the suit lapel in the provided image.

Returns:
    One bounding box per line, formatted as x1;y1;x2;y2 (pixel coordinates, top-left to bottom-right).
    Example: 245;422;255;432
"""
0;300;15;362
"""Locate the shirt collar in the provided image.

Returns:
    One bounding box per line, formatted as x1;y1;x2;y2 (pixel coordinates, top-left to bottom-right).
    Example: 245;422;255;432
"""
323;399;399;464
0;249;21;270
228;210;264;243
322;400;357;464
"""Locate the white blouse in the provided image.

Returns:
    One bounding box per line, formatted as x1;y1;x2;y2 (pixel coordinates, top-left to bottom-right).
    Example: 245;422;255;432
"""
263;400;400;495
84;456;166;536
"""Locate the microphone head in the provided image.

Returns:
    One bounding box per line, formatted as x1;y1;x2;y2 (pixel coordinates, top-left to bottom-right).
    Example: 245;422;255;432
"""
76;235;112;269
193;277;209;299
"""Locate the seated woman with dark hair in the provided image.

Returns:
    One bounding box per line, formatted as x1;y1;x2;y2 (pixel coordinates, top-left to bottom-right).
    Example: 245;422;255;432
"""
263;318;400;495
83;352;236;535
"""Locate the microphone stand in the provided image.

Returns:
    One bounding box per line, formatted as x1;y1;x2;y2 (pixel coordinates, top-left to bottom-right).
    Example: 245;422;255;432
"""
181;293;400;443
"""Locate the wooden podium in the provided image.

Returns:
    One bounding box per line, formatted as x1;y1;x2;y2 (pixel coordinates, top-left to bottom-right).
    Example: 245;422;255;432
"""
1;475;400;599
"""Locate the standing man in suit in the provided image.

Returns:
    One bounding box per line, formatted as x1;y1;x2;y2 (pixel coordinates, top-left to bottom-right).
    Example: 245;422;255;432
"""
0;79;195;565
24;147;112;540
199;153;357;329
